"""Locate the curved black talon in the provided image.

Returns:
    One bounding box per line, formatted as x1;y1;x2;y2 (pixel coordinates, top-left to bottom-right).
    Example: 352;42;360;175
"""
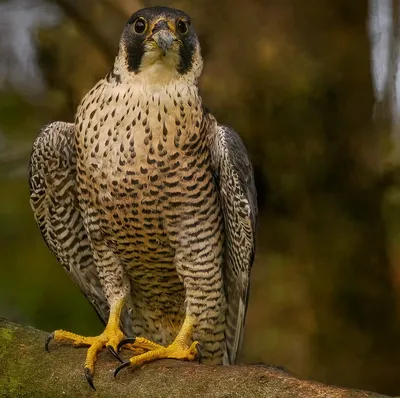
107;345;123;363
45;332;54;352
196;342;203;364
84;367;96;391
114;361;131;378
117;337;136;353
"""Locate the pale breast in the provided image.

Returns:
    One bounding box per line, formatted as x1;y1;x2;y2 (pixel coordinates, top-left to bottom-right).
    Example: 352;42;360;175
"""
75;78;209;263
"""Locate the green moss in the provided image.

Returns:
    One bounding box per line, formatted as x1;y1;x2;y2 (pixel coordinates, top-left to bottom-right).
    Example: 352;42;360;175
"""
0;326;24;397
0;327;13;358
0;327;13;342
0;375;23;397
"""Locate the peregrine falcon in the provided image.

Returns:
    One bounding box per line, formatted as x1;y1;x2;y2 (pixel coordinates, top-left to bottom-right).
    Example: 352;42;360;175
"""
29;6;257;389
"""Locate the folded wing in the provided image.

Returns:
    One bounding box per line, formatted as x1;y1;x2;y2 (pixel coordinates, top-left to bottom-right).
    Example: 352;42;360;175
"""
29;122;110;324
208;121;258;364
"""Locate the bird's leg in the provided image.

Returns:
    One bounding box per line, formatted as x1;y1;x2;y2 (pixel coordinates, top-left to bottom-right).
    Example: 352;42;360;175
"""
114;232;226;376
115;314;200;376
46;297;127;389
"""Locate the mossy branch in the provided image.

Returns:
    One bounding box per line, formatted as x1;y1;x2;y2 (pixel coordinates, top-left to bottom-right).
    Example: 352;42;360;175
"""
0;318;393;398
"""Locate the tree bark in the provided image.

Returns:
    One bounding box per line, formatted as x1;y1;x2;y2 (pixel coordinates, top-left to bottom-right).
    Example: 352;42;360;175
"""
0;318;394;398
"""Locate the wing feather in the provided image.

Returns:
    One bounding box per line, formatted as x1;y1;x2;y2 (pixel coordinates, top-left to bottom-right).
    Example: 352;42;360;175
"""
28;122;110;324
208;119;257;364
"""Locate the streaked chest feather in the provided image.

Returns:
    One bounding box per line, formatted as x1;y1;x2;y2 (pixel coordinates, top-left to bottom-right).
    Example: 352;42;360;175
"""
75;78;215;259
76;78;203;167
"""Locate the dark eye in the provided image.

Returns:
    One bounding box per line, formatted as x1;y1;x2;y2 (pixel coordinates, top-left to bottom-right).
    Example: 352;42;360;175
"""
133;18;147;34
177;19;189;34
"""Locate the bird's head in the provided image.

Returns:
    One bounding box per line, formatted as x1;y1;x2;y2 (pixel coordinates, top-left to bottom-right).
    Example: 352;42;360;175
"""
118;7;203;85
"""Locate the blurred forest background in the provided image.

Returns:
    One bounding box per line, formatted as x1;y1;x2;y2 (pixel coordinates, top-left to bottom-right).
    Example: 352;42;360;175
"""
1;0;400;395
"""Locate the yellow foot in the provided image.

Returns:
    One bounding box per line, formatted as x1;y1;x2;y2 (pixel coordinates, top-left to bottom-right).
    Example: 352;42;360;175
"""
117;336;164;353
46;327;124;389
45;298;127;390
114;339;200;377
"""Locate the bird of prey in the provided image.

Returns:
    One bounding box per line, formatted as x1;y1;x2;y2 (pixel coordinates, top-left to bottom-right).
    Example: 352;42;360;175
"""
29;6;257;389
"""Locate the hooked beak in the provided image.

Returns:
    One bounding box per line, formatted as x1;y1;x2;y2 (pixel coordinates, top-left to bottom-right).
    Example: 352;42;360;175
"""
152;29;176;56
149;20;177;56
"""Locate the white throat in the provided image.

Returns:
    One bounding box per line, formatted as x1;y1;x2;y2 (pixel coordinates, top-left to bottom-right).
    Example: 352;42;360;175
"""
136;46;180;85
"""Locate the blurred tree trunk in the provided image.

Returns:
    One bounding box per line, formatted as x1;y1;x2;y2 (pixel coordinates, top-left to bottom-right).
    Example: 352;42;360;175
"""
373;0;398;131
292;1;400;393
49;0;128;63
374;0;400;362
